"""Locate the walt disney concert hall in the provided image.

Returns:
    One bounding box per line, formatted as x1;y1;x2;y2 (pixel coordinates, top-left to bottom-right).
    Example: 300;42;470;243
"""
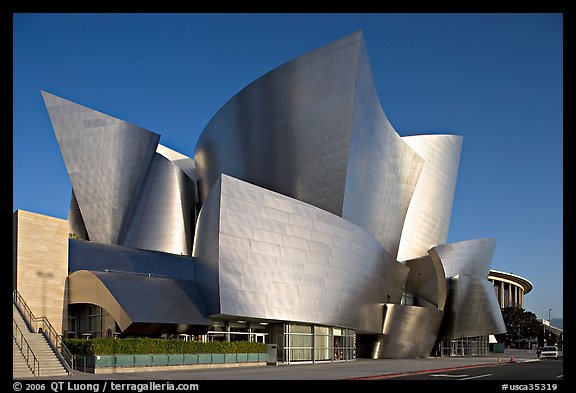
16;30;506;362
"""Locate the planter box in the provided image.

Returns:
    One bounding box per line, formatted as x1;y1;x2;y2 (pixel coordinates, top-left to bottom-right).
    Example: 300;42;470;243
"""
247;353;260;362
95;355;114;367
183;354;199;365
152;354;168;366
236;353;248;363
115;355;135;367
134;355;152;366
168;354;184;366
72;352;266;373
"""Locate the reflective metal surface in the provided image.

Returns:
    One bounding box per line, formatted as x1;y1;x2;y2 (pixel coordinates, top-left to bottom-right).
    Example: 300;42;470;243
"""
69;239;196;281
194;31;430;257
403;255;447;310
43;93;197;256
122;153;196;256
42;91;160;245
430;238;496;279
429;239;506;339
68;270;210;335
193;174;409;333
194;31;361;217
439;274;507;339
372;304;444;358
397;135;463;262
40;31;509;357
341;40;425;257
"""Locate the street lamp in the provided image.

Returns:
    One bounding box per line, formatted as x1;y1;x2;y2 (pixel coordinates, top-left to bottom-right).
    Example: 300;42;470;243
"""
548;308;552;346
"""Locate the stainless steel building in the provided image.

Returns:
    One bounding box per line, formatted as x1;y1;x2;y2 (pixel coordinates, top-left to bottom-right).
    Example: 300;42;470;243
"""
16;30;512;362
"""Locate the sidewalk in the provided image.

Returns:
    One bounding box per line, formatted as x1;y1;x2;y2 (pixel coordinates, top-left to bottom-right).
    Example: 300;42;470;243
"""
24;349;539;380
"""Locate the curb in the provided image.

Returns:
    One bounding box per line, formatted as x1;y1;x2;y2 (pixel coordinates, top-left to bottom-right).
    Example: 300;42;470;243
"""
346;361;519;380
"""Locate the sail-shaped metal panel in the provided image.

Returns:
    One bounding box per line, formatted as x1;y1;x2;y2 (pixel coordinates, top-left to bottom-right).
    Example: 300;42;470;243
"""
430;238;496;279
42;91;160;245
342;39;425;257
122;153;196;256
194;31;363;217
439;274;506;338
397;135;463;262
429;239;506;339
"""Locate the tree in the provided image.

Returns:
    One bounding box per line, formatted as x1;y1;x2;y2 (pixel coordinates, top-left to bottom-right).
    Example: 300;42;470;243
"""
497;307;541;348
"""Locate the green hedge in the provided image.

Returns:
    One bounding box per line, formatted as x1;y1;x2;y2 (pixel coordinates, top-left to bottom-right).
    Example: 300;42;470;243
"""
64;338;267;355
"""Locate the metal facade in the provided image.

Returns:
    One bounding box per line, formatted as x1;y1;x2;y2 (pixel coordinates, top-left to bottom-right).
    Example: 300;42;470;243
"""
403;255;447;310
373;304;445;358
68;239;196;281
122;153;196;256
40;30;511;358
193;174;409;333
341;40;425;257
439;274;507;339
42;91;160;245
194;31;430;259
430;239;506;339
397;135;463;262
430;238;496;279
67;270;210;335
194;31;361;217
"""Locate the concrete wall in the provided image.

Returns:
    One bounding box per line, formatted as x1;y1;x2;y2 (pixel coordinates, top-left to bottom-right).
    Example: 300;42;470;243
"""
13;210;69;334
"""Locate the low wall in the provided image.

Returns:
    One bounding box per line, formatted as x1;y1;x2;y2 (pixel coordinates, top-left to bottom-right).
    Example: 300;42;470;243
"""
74;353;268;374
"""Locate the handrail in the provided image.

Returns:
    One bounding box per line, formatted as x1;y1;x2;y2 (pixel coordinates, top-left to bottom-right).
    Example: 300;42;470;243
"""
13;318;40;377
13;290;73;373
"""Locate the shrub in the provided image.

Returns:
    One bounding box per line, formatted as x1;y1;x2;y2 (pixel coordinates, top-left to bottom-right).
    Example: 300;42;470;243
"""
64;338;266;355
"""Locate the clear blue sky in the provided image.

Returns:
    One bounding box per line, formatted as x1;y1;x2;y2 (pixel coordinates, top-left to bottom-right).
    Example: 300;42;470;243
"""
13;13;563;321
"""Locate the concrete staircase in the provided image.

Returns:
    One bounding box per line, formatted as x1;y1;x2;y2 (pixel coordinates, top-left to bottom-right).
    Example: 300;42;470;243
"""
13;339;34;378
13;304;69;378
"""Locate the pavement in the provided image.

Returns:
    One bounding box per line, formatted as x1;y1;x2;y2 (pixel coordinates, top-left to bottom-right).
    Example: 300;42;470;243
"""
20;349;541;380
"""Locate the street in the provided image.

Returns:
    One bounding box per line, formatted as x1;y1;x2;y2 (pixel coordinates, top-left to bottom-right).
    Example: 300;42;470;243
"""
388;359;563;380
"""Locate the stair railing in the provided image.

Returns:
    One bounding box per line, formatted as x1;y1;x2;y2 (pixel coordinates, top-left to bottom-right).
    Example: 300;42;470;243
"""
13;290;73;373
13;318;40;377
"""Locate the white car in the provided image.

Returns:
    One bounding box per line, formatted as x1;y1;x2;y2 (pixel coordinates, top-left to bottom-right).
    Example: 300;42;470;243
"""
539;346;561;360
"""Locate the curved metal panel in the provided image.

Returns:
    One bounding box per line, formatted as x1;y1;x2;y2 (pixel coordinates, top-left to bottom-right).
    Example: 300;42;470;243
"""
193;31;436;258
195;174;409;333
122;153;196;256
42;91;160;245
372;304;444;358
194;31;363;216
68;238;197;281
67;270;210;333
191;177;222;316
430;238;496;279
439;274;506;339
397;134;463;261
341;39;425;257
67;270;133;331
404;255;447;310
156;144;197;182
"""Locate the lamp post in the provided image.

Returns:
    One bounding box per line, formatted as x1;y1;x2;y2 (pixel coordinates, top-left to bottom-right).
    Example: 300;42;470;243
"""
548;308;552;346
